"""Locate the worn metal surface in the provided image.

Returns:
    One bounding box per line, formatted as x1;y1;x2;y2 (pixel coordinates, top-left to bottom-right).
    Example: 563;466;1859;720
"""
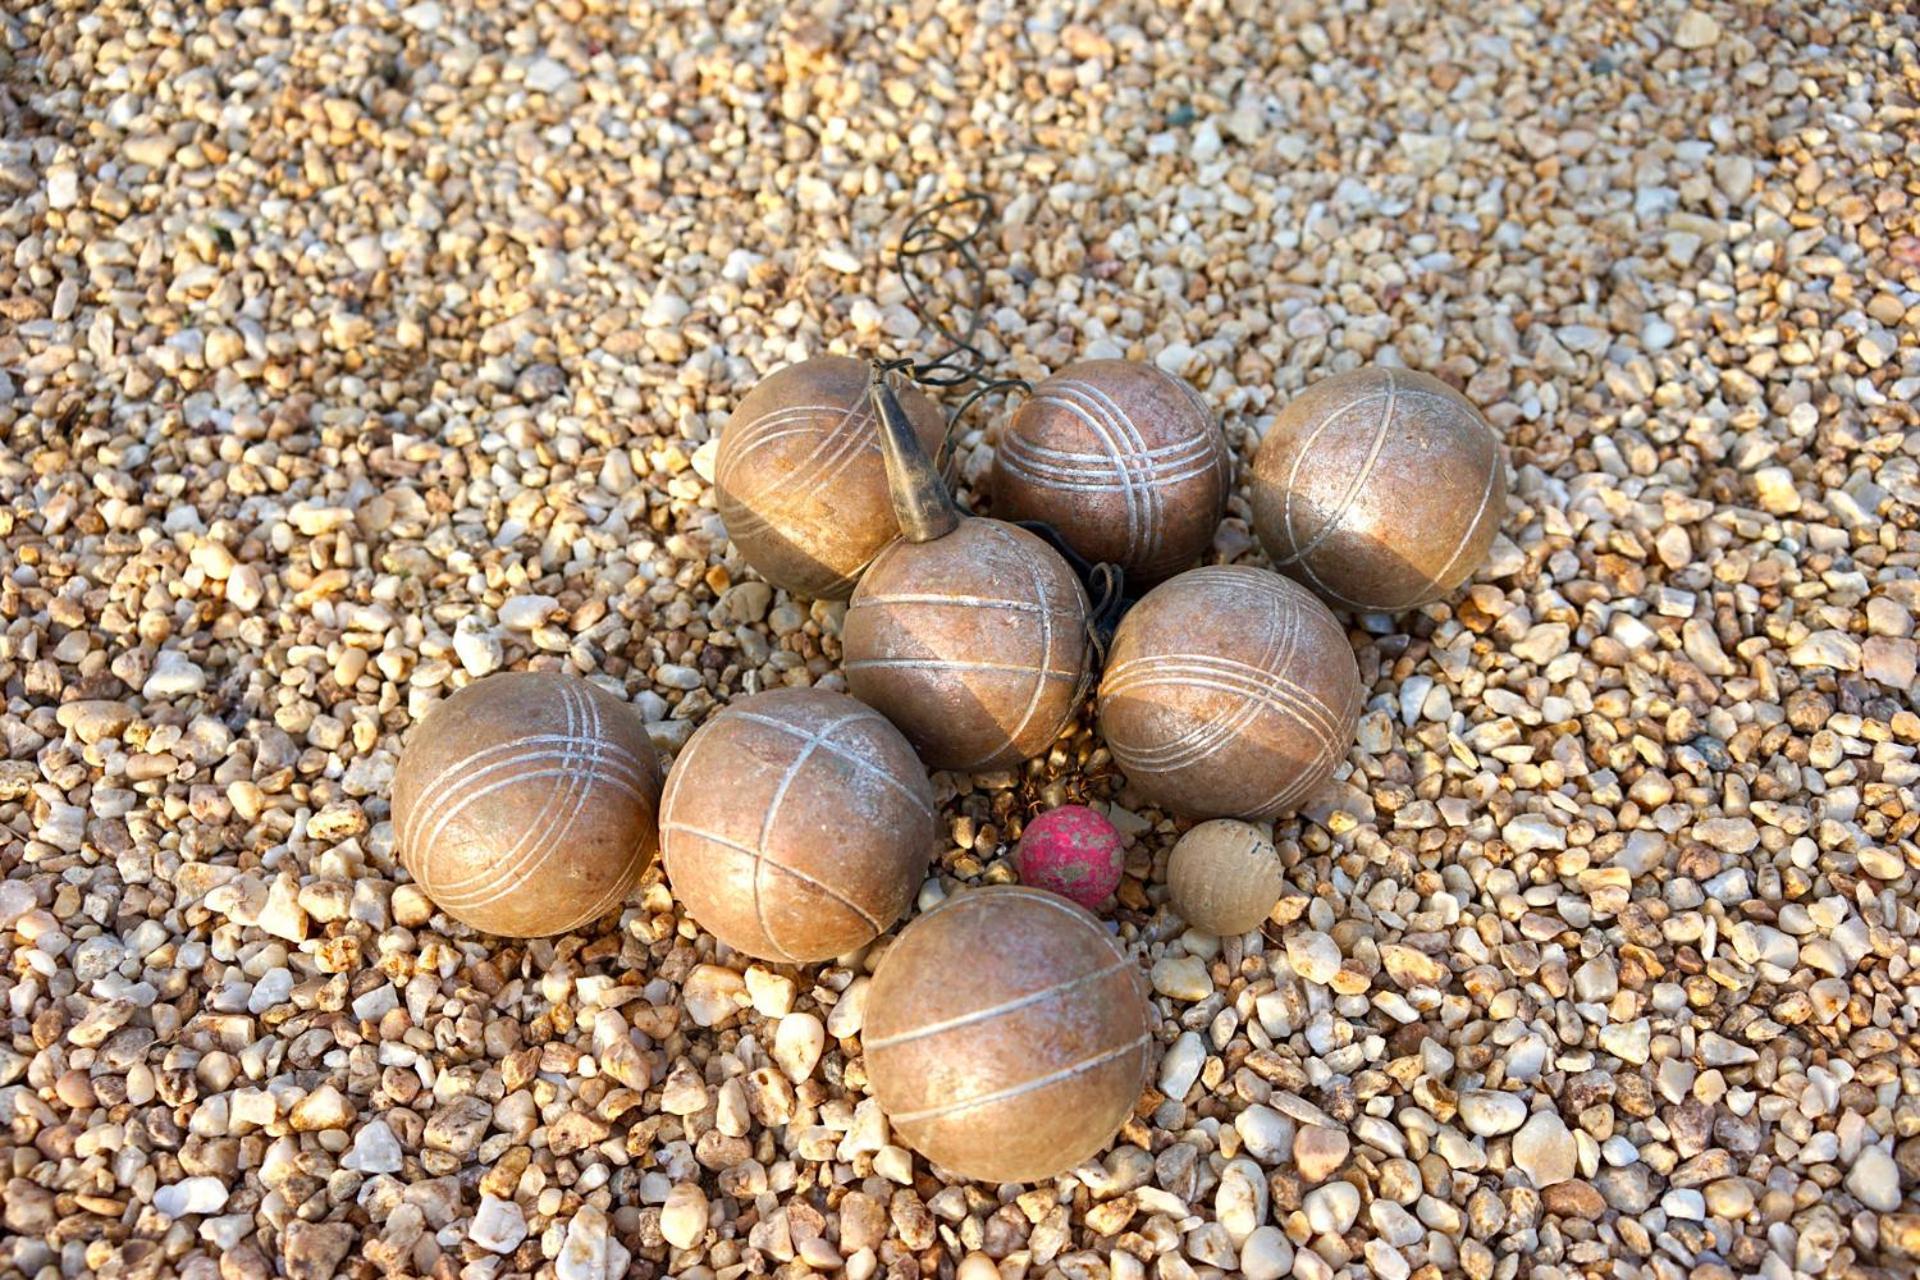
863;886;1154;1184
844;518;1093;773
1097;566;1362;820
392;672;663;937
1249;366;1507;613
992;359;1231;585
714;355;948;600
659;688;935;963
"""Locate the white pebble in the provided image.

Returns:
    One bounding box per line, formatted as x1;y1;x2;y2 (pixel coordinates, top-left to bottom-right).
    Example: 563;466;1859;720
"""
1285;931;1341;986
342;1118;403;1174
525;57;573;93
0;882;36;930
1510;1111;1576;1187
681;965;746;1027
1150;955;1213;1001
1159;1032;1206;1101
453;617;503;676
1239;1226;1293;1280
469;1195;528;1253
1215;1159;1267;1245
154;1177;229;1218
497;595;558;631
558;1204;630;1280
1234;1105;1294;1163
1303;1181;1360;1235
1458;1090;1528;1137
773;1011;825;1082
1846;1142;1901;1211
143;650;207;699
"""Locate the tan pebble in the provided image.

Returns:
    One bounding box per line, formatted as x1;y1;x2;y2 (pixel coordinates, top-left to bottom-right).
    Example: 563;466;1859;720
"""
391;884;434;928
1293;1125;1350;1182
660;1182;709;1249
957;1253;1002;1280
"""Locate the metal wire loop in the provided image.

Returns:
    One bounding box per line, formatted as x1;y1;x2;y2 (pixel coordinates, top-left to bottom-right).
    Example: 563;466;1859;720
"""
893;191;998;388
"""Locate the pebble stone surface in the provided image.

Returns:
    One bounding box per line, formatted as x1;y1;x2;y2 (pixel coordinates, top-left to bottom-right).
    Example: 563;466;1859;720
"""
2;2;1918;1280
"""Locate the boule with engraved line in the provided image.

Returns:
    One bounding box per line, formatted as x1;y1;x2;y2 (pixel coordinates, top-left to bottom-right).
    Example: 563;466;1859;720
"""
862;885;1154;1183
714;355;949;600
842;367;1096;773
992;359;1231;585
659;688;936;963
1249;366;1507;612
391;671;664;937
1096;566;1361;821
1166;819;1285;936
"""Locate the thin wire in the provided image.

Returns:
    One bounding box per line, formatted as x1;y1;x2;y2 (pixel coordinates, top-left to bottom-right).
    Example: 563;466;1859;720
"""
1012;521;1134;667
892;192;997;386
883;191;1032;439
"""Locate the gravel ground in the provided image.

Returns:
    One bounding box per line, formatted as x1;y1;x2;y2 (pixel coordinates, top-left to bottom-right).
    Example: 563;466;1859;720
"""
3;2;1919;1280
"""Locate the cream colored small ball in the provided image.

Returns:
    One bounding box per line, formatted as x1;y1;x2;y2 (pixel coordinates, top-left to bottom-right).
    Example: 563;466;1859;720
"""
1166;820;1284;936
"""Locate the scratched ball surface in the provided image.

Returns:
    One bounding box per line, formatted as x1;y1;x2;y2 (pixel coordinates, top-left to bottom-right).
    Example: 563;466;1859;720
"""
863;886;1154;1183
1097;566;1362;821
1249;366;1507;612
844;518;1093;773
1012;805;1125;909
992;360;1231;585
392;671;664;937
660;689;936;963
715;356;949;600
1166;819;1284;936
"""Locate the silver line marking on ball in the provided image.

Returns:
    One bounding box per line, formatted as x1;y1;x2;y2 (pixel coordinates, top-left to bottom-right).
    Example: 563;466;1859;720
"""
1103;592;1293;774
723;707;936;822
863;956;1136;1051
844;657;1084;682
1397;426;1503;611
984;519;1061;770
886;1033;1152;1126
664;822;887;934
448;684;621;910
408;681;587;890
1022;388;1150;564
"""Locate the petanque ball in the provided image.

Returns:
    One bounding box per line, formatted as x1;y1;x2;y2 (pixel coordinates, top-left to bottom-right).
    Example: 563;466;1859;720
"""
392;671;664;937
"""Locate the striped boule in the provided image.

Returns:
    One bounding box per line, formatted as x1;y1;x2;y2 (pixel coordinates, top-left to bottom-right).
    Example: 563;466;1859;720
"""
863;885;1154;1183
715;355;948;600
1097;566;1361;821
1250;366;1507;612
660;689;936;963
1166;819;1285;936
392;671;664;937
846;520;1093;772
992;359;1231;584
844;369;1094;773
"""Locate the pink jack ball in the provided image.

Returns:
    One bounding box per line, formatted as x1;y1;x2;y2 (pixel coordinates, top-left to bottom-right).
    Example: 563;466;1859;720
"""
1012;806;1125;909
